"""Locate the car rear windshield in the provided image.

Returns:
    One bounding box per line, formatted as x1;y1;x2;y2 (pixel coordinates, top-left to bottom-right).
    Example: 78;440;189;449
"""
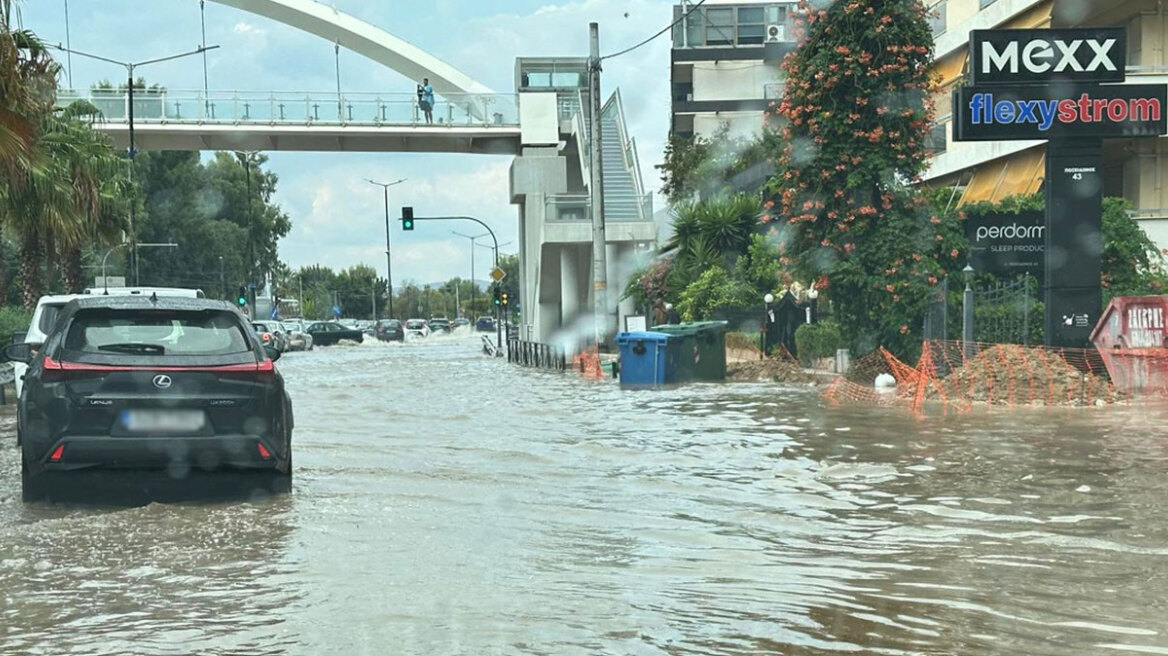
63;309;253;356
406;320;426;329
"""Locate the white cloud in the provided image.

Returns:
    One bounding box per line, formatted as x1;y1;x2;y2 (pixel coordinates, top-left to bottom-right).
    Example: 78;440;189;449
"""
272;154;516;284
232;21;264;36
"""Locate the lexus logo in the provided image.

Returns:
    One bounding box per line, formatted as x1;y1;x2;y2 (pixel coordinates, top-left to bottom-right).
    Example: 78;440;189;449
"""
152;374;173;389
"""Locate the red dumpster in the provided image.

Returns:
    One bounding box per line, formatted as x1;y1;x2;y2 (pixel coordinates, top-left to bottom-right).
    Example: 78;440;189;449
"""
1090;295;1168;394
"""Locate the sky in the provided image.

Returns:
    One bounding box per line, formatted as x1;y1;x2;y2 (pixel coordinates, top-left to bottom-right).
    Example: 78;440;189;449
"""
16;0;675;286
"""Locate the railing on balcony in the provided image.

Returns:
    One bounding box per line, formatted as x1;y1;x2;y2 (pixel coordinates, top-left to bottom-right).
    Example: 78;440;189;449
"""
55;89;521;127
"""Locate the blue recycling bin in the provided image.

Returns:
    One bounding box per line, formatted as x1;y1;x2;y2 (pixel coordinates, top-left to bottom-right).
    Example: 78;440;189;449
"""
615;331;678;389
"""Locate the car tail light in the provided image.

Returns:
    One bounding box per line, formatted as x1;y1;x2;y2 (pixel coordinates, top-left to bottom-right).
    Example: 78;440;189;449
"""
48;444;65;462
40;357;108;383
256;442;272;460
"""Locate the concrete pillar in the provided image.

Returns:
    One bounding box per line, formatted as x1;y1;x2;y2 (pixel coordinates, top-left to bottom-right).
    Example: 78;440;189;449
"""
560;245;580;327
605;242;621;330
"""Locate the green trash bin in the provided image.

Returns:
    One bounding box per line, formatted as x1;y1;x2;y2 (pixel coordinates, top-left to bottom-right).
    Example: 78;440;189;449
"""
651;321;728;381
689;321;728;380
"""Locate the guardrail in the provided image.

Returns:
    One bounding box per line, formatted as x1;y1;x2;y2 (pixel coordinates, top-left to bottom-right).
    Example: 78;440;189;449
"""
508;339;568;371
56;89;521;127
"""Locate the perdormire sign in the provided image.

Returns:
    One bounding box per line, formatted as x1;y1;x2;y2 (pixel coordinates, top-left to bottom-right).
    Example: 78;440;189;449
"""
952;84;1167;140
970;28;1126;86
964;211;1044;275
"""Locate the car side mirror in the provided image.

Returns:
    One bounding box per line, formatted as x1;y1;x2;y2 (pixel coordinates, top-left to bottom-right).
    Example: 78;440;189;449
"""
264;345;281;362
3;342;36;364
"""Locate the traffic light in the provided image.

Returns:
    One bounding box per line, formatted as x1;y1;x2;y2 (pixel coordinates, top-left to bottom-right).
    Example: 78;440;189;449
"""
401;206;414;231
236;286;247;307
501;291;509;306
493;289;501;306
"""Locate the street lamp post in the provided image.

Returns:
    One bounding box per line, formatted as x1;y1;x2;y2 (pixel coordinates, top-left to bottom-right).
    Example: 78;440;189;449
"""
453;230;489;318
366;178;406;319
49;44;219;286
762;293;775;360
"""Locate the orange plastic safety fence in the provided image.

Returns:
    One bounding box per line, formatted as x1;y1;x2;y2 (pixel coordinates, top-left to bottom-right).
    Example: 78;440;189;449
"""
824;340;1168;414
572;347;604;381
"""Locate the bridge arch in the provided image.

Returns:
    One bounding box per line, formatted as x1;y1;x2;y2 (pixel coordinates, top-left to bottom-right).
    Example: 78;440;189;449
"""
208;0;495;95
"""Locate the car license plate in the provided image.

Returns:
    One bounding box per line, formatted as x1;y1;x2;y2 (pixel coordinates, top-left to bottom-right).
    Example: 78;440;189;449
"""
122;409;206;433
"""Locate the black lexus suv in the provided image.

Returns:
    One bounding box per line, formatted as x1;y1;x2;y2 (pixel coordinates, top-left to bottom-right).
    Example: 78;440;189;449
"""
6;296;293;502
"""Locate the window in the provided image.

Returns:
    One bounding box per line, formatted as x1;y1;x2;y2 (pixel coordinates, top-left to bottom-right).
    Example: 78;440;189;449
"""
737;6;765;44
706;8;735;45
979;0;998;7
925;123;947;155
930;1;946;36
1128;16;1142;66
65;309;252;356
38;304;65;335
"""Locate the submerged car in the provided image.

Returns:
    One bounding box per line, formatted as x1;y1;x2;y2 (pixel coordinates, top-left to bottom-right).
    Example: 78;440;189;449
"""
305;321;365;346
6;296;293;502
404;319;429;339
251;320;288;352
281;321;313;351
374;319;404;342
476;316;495;332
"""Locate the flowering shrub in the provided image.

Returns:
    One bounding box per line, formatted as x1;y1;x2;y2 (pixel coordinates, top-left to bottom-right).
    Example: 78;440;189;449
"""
766;0;964;357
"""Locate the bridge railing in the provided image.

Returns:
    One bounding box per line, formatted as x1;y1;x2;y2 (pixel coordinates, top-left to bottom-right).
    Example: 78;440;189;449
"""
56;89;521;127
508;339;568;371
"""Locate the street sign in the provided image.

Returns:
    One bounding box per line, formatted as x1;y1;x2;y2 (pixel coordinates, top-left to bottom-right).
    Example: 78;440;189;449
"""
332;305;342;317
490;267;506;282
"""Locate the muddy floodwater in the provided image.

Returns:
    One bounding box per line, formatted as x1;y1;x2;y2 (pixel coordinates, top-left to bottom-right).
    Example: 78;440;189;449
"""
1;334;1167;655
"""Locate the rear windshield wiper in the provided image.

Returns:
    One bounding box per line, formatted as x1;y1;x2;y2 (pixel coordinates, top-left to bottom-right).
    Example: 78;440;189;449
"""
97;343;166;355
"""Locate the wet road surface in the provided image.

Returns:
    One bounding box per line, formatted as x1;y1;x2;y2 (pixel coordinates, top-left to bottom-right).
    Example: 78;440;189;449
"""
2;334;1168;655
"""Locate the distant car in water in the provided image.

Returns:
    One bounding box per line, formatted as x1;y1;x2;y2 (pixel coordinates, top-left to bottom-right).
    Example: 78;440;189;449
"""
281;321;313;351
404;319;429;339
374;319;404;342
428;318;451;334
452;318;471;330
305;321;365;346
5;295;292;501
251;320;289;352
355;320;376;336
476;316;495;332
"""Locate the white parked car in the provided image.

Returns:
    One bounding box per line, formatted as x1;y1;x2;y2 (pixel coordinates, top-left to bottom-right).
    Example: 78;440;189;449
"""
281;320;314;351
404;318;430;339
14;287;204;396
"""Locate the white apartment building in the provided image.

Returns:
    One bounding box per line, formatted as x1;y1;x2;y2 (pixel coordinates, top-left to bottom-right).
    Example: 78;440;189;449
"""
671;0;798;140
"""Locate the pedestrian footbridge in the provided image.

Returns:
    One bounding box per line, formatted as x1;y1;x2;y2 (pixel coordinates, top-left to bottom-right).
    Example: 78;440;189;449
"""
55;0;657;344
57;89;522;154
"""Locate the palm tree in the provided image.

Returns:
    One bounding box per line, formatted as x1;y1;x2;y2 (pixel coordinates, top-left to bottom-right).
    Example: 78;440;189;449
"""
4;103;129;305
0;21;56;181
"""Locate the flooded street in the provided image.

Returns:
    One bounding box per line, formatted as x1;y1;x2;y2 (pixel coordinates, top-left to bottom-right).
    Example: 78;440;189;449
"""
1;335;1168;655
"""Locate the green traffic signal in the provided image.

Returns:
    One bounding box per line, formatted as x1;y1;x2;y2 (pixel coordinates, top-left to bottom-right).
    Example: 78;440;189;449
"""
493;290;501;306
401;206;414;231
237;286;247;307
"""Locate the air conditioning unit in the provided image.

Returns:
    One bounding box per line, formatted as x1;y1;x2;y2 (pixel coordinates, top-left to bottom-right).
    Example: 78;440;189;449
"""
765;24;785;42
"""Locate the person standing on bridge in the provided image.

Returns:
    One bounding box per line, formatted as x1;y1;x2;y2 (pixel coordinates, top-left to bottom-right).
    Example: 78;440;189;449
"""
419;77;435;124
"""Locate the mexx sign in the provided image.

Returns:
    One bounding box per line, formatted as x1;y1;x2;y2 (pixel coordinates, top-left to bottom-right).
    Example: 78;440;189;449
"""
970;28;1126;86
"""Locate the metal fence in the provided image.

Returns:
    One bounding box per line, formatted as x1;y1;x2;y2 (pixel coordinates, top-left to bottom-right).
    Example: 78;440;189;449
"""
508;339;568;371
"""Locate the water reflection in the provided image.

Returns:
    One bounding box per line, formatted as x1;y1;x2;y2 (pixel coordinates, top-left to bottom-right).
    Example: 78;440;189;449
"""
0;336;1165;654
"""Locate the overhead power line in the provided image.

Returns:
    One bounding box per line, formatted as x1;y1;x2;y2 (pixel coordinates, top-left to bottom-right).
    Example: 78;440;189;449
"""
600;0;708;62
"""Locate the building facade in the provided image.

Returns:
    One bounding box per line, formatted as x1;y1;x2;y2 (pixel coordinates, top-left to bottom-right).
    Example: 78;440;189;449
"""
925;0;1168;247
671;0;797;140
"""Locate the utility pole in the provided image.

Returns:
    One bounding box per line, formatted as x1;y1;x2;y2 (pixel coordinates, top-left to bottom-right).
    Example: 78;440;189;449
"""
218;256;224;299
588;22;610;349
371;278;377;320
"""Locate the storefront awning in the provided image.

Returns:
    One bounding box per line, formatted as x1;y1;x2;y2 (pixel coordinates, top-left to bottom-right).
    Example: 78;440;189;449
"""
958;147;1046;206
